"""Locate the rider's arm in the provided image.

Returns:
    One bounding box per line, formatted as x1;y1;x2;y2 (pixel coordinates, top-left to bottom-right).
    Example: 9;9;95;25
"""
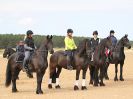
24;44;33;50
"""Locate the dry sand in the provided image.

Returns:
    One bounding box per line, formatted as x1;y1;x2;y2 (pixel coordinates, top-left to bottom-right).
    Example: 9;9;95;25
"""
0;50;133;99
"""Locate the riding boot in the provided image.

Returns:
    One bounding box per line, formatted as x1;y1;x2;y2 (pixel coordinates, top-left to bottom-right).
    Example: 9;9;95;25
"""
67;55;73;70
23;60;33;78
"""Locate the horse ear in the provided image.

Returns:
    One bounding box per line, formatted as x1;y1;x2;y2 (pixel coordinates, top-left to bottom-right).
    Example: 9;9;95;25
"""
47;35;50;39
107;36;110;40
50;35;53;39
124;34;128;38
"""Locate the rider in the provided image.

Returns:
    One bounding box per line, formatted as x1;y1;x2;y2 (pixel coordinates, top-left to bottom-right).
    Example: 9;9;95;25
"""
23;30;36;78
16;41;25;63
90;31;100;61
106;30;117;62
109;30;117;47
64;29;77;70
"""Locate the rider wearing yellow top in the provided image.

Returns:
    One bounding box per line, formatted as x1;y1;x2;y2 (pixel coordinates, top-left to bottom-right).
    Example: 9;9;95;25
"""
64;29;77;70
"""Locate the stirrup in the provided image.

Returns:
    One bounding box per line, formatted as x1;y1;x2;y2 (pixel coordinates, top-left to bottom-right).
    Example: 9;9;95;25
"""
67;66;73;70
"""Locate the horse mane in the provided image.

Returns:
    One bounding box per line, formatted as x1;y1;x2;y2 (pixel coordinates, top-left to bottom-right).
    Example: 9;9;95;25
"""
97;38;107;49
77;39;91;56
38;38;47;50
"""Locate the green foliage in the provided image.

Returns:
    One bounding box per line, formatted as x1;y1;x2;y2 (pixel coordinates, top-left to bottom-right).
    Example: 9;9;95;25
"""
0;34;88;48
0;34;132;49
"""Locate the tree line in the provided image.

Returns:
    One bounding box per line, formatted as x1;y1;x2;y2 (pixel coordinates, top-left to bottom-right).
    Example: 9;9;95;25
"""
0;34;88;49
0;34;133;49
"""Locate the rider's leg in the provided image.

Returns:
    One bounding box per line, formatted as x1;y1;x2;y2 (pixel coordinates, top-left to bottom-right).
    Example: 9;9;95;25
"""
23;51;33;78
66;51;73;70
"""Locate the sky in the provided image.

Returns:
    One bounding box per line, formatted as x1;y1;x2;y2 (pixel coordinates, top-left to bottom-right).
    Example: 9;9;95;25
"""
0;0;133;39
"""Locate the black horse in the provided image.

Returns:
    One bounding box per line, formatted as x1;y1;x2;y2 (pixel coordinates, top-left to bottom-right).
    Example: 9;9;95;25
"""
48;39;92;90
5;35;54;94
3;47;16;58
89;37;112;86
104;35;131;81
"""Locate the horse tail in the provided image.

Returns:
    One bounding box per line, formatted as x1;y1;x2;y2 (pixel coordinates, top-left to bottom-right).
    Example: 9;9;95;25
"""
52;69;57;83
5;62;12;87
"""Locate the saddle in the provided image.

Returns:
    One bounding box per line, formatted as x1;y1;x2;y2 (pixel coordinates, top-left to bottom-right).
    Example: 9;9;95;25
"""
16;53;25;63
16;51;34;63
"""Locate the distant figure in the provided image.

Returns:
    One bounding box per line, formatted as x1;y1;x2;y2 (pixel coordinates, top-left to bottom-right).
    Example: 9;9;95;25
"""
64;29;77;70
90;31;100;61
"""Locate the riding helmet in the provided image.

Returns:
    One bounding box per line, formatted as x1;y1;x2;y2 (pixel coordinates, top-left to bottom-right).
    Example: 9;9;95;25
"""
67;29;73;33
26;30;33;35
110;30;115;34
93;31;98;35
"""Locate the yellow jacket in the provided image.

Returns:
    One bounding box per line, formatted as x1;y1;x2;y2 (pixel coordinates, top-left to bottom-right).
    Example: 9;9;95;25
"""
64;36;77;50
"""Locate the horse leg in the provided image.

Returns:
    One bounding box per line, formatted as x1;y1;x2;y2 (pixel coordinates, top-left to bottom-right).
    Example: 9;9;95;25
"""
94;67;99;86
11;71;18;92
89;66;94;85
16;68;21;80
99;66;105;86
104;63;109;80
120;62;124;81
114;64;118;81
48;66;56;89
81;68;88;90
55;67;62;89
74;69;81;90
36;70;45;94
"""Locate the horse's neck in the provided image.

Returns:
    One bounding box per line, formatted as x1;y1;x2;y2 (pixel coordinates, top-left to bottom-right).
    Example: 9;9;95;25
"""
38;44;48;58
95;44;105;58
116;41;124;52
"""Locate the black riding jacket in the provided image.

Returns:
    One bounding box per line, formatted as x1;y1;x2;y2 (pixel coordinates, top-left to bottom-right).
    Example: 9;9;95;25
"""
24;37;35;50
91;38;100;51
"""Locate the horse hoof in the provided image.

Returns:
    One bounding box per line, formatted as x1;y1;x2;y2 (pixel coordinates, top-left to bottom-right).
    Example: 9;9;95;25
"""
120;78;124;81
89;81;93;85
93;83;98;87
81;86;87;90
17;77;19;80
100;82;105;86
48;84;52;89
12;89;18;93
55;85;61;89
36;90;43;94
105;76;109;80
114;77;118;81
74;85;79;90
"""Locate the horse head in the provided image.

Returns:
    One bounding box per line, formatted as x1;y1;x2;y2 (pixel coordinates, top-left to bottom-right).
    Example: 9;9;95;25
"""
3;47;10;58
77;39;92;58
120;34;131;49
45;35;54;54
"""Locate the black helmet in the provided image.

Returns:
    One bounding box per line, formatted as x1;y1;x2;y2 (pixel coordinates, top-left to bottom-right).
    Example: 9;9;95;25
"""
110;30;115;34
93;31;98;35
26;30;33;35
67;29;73;33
